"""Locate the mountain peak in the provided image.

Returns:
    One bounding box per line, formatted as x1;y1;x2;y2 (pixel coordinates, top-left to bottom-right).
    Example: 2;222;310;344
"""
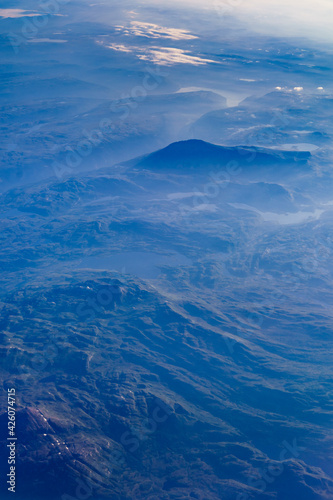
130;139;310;171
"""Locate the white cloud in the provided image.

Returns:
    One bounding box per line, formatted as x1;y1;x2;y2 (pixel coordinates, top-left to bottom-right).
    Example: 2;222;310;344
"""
97;40;216;66
115;21;197;41
100;43;133;53
136;47;216;66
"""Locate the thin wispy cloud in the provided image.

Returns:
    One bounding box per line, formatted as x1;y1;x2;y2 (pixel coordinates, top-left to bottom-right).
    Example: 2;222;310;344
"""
100;43;133;53
0;9;40;18
27;39;68;44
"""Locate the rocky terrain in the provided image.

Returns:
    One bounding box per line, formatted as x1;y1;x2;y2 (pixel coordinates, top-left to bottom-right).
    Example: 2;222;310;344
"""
0;135;333;499
0;1;333;498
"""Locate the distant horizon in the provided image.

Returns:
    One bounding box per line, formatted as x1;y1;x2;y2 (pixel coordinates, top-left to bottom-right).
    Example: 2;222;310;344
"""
142;0;333;45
